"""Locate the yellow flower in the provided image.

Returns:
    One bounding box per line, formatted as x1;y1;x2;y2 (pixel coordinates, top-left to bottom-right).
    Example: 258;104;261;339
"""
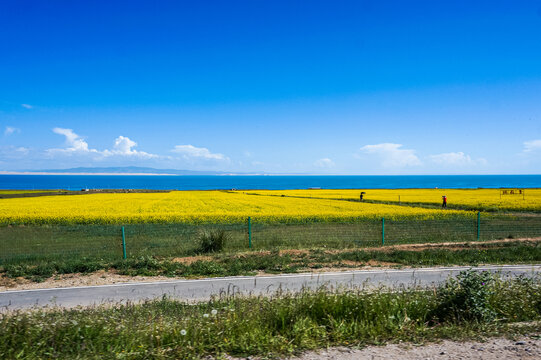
0;189;482;225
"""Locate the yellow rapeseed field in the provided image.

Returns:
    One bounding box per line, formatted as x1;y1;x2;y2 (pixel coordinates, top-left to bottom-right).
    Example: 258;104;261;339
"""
240;188;541;212
0;190;467;225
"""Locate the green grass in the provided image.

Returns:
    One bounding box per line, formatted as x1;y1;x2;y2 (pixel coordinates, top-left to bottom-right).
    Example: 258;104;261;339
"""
1;215;540;265
0;189;170;200
2;241;540;282
0;190;71;199
0;190;58;194
1;271;540;359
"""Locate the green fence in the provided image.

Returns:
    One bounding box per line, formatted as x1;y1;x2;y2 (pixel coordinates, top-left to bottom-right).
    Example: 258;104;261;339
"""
1;214;540;264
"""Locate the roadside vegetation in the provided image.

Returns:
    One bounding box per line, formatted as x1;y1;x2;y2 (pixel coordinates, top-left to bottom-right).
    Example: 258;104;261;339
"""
1;271;540;359
2;240;539;283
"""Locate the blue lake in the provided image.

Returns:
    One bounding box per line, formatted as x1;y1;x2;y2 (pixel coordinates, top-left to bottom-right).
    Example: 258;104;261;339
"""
1;175;540;190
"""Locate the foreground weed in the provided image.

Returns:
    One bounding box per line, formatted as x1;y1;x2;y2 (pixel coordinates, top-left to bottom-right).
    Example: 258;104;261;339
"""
0;272;539;359
430;270;496;323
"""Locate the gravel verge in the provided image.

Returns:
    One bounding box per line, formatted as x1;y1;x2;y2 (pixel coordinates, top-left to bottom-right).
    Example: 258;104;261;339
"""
288;337;540;360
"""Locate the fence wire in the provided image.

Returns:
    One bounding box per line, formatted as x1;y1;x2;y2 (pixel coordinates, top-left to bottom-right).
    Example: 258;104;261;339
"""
1;216;540;264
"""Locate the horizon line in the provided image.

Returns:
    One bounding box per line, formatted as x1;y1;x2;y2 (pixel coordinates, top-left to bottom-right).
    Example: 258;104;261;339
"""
1;171;540;176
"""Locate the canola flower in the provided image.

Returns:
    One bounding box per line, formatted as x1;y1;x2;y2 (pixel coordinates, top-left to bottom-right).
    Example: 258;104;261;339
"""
0;190;467;225
240;188;541;212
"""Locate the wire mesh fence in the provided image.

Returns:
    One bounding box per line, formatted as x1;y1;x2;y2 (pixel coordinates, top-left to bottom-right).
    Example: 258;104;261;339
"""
1;214;540;264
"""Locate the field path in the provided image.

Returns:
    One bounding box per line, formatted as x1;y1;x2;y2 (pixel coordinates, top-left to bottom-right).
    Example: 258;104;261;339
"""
1;265;539;311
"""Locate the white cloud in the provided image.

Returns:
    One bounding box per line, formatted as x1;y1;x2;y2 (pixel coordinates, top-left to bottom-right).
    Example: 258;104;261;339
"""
0;146;29;159
102;136;157;159
523;139;541;153
4;126;20;136
115;136;137;154
359;143;422;167
0;146;31;168
171;145;227;161
429;152;485;166
314;158;335;168
21;104;33;109
50;128;96;153
113;136;137;155
15;146;29;155
48;128;157;159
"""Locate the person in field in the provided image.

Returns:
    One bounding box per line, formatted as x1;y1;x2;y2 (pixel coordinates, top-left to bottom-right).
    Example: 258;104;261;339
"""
442;195;447;208
360;192;364;202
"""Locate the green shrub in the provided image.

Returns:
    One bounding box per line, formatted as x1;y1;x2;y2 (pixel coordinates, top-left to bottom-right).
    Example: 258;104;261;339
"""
196;229;229;253
431;270;496;323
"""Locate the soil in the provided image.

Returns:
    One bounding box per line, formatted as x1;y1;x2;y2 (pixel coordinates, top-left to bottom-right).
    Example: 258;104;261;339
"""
0;270;175;292
287;337;541;360
380;237;541;252
172;255;213;264
217;336;541;360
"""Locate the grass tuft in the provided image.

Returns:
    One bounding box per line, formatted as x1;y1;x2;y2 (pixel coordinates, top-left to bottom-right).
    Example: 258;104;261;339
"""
196;229;230;254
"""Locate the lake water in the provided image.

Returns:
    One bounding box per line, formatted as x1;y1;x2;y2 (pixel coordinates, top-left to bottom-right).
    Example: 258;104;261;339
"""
1;175;540;190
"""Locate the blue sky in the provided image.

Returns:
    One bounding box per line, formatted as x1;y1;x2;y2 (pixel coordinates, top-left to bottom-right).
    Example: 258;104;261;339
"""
1;0;540;174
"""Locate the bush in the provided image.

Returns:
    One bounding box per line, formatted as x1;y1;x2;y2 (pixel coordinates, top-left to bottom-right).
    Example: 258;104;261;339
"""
430;270;496;323
196;229;229;253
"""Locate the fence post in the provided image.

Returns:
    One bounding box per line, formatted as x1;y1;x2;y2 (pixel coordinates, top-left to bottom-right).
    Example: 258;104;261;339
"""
381;217;385;246
121;226;127;259
248;216;252;249
477;212;481;241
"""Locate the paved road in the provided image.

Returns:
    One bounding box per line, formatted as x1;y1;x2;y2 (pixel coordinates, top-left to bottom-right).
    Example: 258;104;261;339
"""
1;265;539;310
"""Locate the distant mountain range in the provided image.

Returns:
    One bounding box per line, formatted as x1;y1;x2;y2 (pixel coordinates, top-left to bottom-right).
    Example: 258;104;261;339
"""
24;167;252;175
